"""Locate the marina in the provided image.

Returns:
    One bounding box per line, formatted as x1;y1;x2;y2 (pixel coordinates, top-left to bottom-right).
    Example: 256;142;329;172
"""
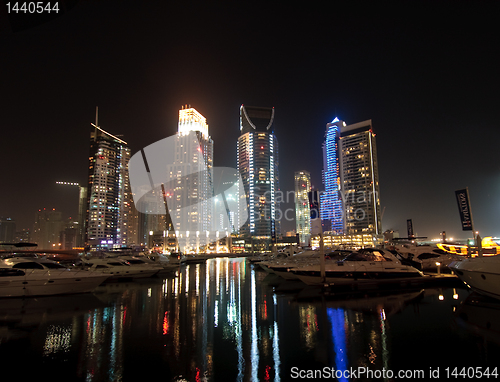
1;256;499;381
2;3;499;381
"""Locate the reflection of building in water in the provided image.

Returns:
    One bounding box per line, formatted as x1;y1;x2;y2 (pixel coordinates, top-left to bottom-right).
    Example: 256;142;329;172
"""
298;305;319;351
43;324;72;356
328;306;390;378
159;258;281;381
34;258;419;382
293;291;421;378
78;304;127;380
325;292;421;376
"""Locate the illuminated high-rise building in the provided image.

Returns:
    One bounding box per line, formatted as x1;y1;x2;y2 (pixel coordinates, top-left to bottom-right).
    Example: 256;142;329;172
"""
321;118;344;234
237;105;280;250
164;106;214;252
294;171;311;246
85;111;132;249
339;119;381;235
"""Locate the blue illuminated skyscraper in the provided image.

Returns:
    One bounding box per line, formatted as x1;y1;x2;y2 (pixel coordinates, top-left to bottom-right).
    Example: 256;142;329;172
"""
321;118;344;234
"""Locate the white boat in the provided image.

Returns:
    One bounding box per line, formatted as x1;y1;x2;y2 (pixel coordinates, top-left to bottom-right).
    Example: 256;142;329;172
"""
0;256;110;298
260;250;318;279
262;250;351;280
290;248;424;286
449;255;500;300
80;258;160;280
111;254;179;275
392;243;464;272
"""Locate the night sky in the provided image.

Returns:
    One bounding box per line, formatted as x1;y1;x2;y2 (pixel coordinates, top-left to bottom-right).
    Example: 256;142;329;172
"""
1;1;499;240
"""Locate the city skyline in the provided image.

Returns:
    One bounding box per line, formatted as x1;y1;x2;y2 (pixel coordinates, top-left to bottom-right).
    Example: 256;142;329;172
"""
1;2;499;240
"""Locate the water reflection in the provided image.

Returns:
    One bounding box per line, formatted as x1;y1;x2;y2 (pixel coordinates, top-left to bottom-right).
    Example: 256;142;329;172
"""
1;258;500;381
454;291;500;363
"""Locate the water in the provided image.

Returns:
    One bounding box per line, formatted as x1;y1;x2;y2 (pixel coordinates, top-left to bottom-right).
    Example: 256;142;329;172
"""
1;257;499;381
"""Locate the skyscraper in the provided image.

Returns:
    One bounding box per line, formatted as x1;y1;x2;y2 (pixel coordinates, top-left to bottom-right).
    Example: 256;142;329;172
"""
33;208;64;250
237;105;280;250
55;182;88;248
0;217;16;243
294;171;311;246
339;119;381;235
85;111;132;249
321;118;344;234
164;106;214;252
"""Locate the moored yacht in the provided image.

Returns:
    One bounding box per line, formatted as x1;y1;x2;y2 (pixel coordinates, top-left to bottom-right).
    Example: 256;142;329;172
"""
449;255;500;300
260;250;318;279
110;254;179;275
262;249;351;280
392;243;465;272
80;257;160;280
0;256;110;298
290;248;424;286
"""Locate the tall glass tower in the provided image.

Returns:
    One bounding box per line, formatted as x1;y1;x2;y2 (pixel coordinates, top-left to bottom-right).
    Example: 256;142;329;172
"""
294;171;311;246
86;112;132;249
165;106;214;252
339;119;381;235
321;118;344;234
237;105;280;250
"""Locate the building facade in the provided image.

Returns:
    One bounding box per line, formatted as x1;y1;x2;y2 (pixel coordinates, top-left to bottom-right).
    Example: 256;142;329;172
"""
0;217;16;243
294;171;311;246
164;106;214;253
321;118;344;234
339;119;381;235
237;105;280;250
55;182;88;248
85;119;132;249
33;208;65;250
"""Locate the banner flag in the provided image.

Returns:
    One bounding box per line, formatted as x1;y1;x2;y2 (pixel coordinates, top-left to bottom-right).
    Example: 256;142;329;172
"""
455;188;473;231
407;219;414;238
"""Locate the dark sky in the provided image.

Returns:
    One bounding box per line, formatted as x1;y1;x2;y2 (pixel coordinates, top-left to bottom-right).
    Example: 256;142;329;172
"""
1;1;499;239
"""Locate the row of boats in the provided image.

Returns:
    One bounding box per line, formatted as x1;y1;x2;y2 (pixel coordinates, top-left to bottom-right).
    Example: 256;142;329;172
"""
250;244;500;301
2;242;499;301
0;252;182;298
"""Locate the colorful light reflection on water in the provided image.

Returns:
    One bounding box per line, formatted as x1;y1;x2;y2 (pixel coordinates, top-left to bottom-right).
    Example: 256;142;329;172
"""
0;257;499;381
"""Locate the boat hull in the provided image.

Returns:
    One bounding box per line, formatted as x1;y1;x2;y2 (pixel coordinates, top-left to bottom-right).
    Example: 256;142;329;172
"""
293;270;424;286
104;269;159;280
0;270;109;298
450;258;500;300
269;267;299;280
